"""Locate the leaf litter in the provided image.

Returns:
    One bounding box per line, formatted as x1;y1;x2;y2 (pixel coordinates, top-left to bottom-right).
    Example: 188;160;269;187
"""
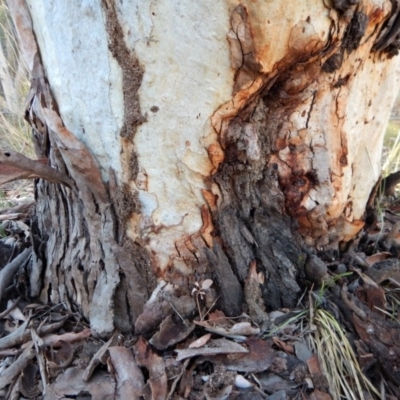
1;190;400;399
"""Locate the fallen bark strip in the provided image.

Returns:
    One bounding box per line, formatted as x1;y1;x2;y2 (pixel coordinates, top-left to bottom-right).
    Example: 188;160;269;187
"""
0;318;67;351
0;247;31;303
0;349;20;357
83;332;114;382
31;328;48;395
0;342;35;390
0;150;73;187
0;214;25;221
0;320;29;351
175;338;249;362
42;328;91;347
109;346;145;400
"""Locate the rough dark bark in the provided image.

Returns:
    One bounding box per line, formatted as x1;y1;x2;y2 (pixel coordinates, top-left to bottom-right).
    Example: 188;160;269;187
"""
14;3;154;336
7;0;400;338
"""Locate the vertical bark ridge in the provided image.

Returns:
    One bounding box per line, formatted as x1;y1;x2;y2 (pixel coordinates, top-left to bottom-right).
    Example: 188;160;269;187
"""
9;0;152;337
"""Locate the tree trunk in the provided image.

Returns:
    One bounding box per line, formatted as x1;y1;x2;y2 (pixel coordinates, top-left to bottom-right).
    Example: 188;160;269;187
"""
7;0;400;337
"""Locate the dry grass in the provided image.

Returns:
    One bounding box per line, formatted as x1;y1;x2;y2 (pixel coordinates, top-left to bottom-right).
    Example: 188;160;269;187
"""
0;0;33;202
0;2;396;397
309;308;380;400
382;122;400;177
0;1;32;155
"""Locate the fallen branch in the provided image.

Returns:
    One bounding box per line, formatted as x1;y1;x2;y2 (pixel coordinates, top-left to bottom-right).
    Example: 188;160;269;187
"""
0;199;34;215
0;247;31;303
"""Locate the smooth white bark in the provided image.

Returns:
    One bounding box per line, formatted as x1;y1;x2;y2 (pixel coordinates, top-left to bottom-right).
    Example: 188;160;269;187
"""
22;0;400;270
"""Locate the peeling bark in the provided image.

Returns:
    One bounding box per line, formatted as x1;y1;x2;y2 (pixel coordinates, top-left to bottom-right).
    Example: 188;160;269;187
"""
7;0;400;334
9;0;153;337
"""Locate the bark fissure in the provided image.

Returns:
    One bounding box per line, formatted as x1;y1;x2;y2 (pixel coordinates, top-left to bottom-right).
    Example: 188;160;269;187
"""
101;0;145;244
101;0;145;141
305;91;317;129
205;1;397;312
9;0;152;336
7;0;400;339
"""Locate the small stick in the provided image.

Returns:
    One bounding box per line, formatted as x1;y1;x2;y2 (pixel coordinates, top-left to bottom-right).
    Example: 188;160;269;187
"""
0;296;21;319
0;248;31;303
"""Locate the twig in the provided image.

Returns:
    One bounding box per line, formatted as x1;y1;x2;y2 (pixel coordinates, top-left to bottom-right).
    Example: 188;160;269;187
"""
83;332;113;382
195;293;203;321
0;349;21;358
167;358;190;400
388;277;400;288
0;319;29;351
0;248;31;303
341;284;367;319
168;300;187;326
31;328;48;395
0;296;21;319
0;342;35;390
202;295;220;321
42;328;91;347
0;317;67;351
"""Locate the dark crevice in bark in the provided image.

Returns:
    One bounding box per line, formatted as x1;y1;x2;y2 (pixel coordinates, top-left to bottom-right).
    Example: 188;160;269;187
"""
14;0;154;335
101;1;146;253
205;244;243;316
373;0;400;55
342;11;369;52
205;6;342;315
101;0;145;141
209;95;308;312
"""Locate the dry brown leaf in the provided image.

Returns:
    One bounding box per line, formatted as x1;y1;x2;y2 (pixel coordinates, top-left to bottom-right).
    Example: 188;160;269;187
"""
364;258;400;284
354;270;387;315
0;342;35;390
109;346;144;400
0;151;72;187
42;328;91;347
207;310;229;326
365;252;392;266
272;337;294;354
7;300;26;322
220;337;275;373
189;333;212;349
175;338;248;362
307;354;322;375
134;337;168;400
178;366;194;398
194;320;260;341
150;315;195;351
83;332;114;382
43;367;115;400
45;340;74;371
